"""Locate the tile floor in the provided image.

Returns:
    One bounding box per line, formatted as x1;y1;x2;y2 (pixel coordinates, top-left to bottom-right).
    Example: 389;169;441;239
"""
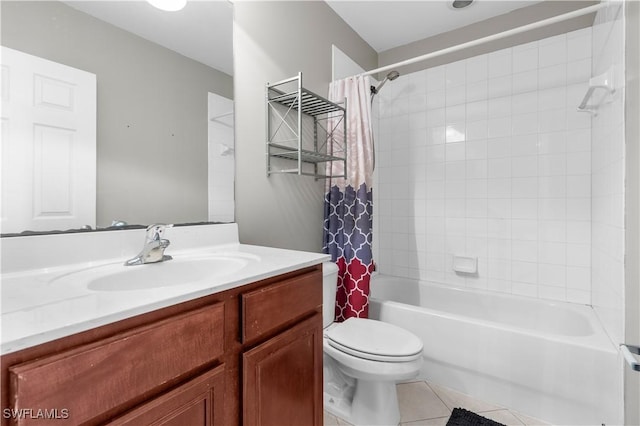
324;380;551;426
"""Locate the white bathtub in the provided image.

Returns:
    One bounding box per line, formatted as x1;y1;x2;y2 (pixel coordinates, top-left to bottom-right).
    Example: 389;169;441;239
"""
368;275;622;426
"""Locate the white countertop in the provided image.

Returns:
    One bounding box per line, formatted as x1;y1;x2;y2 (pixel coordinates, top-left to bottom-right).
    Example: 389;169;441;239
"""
1;224;329;355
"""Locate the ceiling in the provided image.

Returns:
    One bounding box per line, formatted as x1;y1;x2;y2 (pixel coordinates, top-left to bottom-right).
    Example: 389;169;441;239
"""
62;0;234;75
62;0;548;75
326;0;545;53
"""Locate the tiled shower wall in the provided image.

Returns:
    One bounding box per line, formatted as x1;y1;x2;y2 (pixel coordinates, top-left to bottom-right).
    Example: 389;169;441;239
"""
373;27;593;304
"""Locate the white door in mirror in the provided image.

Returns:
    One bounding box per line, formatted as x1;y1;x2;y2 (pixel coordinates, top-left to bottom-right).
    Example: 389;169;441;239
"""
1;47;97;233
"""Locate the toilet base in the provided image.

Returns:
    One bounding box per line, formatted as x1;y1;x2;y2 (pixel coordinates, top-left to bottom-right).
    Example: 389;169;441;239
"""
324;379;401;426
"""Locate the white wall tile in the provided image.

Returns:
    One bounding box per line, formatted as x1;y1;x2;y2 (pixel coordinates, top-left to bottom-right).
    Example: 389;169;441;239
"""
512;134;538;156
373;26;594;304
538;131;567;154
445;123;466;142
538;241;566;265
427;107;446;127
466;120;488;141
512;155;538;177
466;100;488;121
487;76;512;99
512;261;538;284
488;238;511;259
466;160;487;179
488;117;512;138
487;218;511;239
512;112;539;135
512;240;538;262
538;263;566;287
538;64;567;90
567;58;592;83
426;89;446;109
487;158;511;178
539;176;567;198
488;96;512;118
446;60;466;88
427;65;446;92
512;198;538;219
466;80;488;103
513;46;538;73
466;178;488;199
512;92;538;114
512;70;538;94
488;49;512;78
487;179;512;199
446;105;466;123
512;177;538;198
512;219;538;241
539;220;566;242
539;285;566;302
466;54;488;83
446;85;466;106
567;32;592;61
487;137;511;158
538;35;567;67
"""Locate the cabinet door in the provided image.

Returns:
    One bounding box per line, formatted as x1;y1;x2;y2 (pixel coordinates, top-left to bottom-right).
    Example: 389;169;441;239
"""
107;364;225;426
243;313;322;426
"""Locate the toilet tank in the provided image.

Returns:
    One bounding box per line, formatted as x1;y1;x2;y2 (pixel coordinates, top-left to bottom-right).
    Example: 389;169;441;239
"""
322;262;339;328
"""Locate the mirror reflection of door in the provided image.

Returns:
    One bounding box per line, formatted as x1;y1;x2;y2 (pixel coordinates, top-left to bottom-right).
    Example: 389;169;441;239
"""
207;92;234;223
1;46;97;234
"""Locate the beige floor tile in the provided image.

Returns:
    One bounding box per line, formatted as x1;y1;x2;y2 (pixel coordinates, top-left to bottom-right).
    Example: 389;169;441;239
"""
428;382;504;414
479;409;526;426
511;411;551;426
401;415;450;426
337;417;355;426
397;381;451;423
324;410;341;426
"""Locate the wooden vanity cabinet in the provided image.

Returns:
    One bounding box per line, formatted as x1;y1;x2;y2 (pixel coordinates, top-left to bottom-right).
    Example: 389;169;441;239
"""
241;269;324;426
0;265;323;426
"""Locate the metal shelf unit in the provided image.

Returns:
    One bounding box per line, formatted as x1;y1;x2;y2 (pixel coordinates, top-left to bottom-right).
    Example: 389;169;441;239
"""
266;72;346;179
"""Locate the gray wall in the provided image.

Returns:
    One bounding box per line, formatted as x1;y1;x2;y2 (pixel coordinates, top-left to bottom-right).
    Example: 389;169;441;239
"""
1;1;233;228
233;1;377;251
625;1;640;424
378;1;598;75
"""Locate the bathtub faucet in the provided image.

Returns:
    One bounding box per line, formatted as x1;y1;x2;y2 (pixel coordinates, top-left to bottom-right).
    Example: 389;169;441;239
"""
124;223;173;266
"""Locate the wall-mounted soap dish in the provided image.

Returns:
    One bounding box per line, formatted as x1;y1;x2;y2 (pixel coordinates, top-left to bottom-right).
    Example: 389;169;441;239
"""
452;255;478;274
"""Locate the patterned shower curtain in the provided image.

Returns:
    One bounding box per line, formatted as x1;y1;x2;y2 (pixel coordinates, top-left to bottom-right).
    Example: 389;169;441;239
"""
323;75;374;321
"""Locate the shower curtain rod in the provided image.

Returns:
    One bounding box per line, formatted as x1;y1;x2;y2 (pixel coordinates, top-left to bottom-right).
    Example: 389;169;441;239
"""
355;3;603;78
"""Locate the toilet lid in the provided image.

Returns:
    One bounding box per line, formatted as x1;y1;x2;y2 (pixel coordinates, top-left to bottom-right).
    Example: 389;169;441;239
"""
325;318;423;362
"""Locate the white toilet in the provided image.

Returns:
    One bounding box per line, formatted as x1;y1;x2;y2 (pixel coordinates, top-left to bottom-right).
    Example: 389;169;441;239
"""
322;262;423;426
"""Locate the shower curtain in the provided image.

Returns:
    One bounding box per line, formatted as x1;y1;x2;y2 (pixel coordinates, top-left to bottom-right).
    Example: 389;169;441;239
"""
323;75;374;321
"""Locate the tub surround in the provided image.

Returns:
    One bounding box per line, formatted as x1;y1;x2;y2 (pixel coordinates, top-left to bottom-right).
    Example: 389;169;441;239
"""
1;223;329;354
373;26;593;305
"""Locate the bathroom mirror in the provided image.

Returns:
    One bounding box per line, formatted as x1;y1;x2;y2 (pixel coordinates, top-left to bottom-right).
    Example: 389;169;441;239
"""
0;0;234;235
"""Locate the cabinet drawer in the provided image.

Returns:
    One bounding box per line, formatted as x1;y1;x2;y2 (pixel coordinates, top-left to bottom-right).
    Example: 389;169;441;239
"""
9;302;224;426
242;268;322;343
107;364;225;426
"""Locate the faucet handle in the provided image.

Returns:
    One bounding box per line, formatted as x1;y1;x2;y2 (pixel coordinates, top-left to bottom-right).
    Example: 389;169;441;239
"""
145;223;173;241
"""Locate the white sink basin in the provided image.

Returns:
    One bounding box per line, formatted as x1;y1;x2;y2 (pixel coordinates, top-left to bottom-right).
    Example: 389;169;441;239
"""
50;254;255;291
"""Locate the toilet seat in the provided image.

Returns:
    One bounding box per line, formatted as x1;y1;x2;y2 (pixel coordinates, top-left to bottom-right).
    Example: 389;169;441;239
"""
325;318;423;362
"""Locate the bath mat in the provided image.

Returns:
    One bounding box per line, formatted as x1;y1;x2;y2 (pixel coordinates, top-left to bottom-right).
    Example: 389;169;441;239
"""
446;408;506;426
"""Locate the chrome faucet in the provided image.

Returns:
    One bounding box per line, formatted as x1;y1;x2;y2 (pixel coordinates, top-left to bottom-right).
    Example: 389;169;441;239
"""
124;223;173;266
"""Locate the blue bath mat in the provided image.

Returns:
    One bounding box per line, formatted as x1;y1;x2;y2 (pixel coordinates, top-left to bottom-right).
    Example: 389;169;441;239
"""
446;408;506;426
